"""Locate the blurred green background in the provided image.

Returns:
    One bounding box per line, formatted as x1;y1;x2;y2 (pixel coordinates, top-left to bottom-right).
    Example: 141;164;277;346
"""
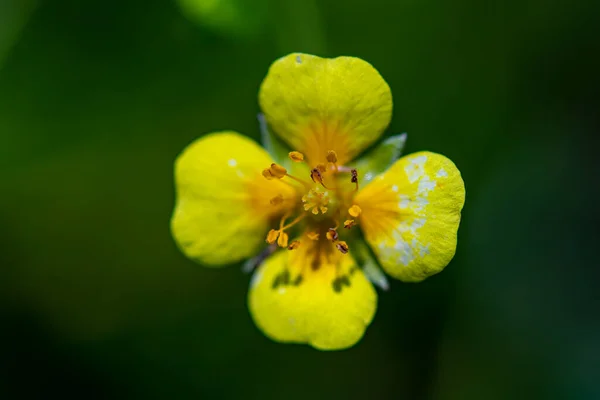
1;0;599;398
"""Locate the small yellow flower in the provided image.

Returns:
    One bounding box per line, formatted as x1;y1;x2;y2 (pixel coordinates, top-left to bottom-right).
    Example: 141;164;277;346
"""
171;53;465;351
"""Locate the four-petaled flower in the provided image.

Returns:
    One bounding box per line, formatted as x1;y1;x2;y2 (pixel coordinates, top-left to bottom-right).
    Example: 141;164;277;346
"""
171;53;465;350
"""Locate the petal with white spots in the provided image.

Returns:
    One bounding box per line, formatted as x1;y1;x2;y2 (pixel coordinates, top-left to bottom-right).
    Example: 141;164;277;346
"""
354;152;465;282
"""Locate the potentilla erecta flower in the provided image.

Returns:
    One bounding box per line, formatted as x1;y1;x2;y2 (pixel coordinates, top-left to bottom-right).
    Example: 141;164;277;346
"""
171;53;465;350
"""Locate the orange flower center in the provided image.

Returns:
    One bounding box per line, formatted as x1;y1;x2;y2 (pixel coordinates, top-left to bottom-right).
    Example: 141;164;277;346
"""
261;150;363;269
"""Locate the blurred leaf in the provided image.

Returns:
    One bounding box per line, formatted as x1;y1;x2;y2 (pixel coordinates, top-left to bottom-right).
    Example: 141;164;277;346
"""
259;113;292;168
176;0;269;37
0;0;35;70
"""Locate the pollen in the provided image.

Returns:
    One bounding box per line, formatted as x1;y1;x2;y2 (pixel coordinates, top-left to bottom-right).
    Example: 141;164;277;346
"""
335;241;349;254
344;219;355;229
277;231;289;248
266;229;280;244
270;194;284;205
288;151;304;162
269;163;287;179
287;240;300;250
348;205;362;218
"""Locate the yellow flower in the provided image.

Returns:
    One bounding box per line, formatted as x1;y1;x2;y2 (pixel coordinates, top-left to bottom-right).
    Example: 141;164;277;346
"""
171;53;465;351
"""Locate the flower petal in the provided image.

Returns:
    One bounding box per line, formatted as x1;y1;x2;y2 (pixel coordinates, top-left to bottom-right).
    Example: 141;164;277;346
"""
248;249;377;350
354;152;465;282
171;132;296;266
259;53;392;165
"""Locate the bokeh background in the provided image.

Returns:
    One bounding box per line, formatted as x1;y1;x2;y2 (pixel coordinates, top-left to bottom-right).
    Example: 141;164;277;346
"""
1;0;599;398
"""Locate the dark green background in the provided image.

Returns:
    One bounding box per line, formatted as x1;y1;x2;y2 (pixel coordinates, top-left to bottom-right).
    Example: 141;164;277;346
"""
1;0;598;398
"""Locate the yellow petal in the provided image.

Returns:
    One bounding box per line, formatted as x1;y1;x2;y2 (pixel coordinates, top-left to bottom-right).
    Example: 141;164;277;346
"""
259;53;392;165
171;132;296;266
354;152;465;282
248;249;377;350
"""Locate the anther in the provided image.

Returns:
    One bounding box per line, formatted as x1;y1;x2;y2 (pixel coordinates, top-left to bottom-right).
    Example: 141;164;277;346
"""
344;219;355;229
262;169;275;180
310;168;323;185
287;240;300;250
348;205;362;218
326;228;339;242
316;164;327;173
326;150;338;163
266;229;280;244
270;194;284;206
269;163;287;179
307;232;320;241
351;169;359;190
277;232;289;248
288;151;304;162
335;241;349;254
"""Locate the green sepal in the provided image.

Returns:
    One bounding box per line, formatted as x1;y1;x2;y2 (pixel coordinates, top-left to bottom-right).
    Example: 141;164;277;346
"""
351;134;407;184
259;113;310;176
258;113;293;169
352;239;389;291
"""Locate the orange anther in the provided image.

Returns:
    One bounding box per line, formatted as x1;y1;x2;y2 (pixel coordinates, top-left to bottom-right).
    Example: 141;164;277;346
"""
326;150;338;163
343;219;355;229
335;241;349;254
266;229;280;244
348;205;362;218
277;231;289;248
326;228;339;242
288;151;305;162
270;194;284;206
269;163;287;179
262;169;274;180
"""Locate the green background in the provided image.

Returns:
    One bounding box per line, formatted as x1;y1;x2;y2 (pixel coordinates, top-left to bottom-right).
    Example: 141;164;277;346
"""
1;0;598;398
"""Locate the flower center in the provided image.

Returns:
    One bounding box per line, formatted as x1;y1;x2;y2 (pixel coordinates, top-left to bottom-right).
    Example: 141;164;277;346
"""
261;150;363;268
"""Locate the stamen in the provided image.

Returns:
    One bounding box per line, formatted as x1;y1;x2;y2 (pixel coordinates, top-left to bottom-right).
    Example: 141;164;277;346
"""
326;228;339;242
336;241;349;254
264;163;311;188
327;150;339;173
262;169;275;180
266;229;280;244
288;151;304;162
287;240;301;250
351;168;359;191
310;167;324;185
284;173;312;188
277;232;289;248
344;219;355;229
270;194;284;206
326;150;338;163
280;213;306;230
348;205;362;218
269;163;287;179
307;232;320;241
